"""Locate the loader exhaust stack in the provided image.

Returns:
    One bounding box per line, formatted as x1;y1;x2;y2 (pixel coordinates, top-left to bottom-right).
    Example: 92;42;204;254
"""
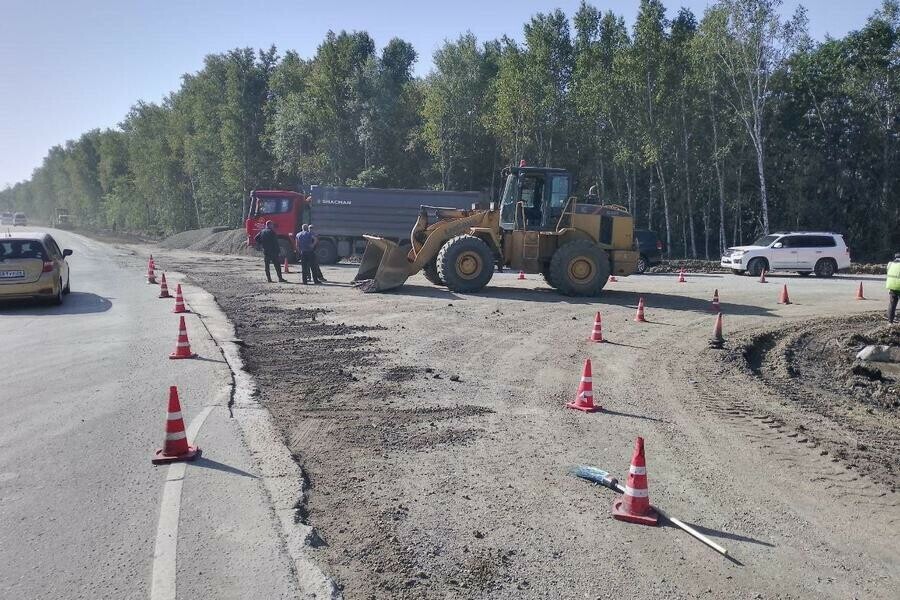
353;235;415;292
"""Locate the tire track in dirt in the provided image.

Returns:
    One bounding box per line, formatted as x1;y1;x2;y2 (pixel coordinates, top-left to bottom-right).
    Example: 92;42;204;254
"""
686;314;899;510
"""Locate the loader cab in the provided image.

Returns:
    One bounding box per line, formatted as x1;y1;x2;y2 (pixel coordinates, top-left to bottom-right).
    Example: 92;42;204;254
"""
499;166;571;231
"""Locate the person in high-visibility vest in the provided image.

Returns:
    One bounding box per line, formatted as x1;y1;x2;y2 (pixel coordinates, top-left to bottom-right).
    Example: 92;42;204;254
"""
887;252;900;324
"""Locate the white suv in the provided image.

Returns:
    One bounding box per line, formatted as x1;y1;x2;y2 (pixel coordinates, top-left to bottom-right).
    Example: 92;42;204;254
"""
721;232;851;278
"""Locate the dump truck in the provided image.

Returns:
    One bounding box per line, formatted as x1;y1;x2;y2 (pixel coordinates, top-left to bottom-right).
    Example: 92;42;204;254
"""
354;164;639;296
245;187;483;263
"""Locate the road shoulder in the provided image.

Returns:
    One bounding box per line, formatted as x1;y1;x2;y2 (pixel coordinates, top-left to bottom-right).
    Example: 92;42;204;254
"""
167;270;340;600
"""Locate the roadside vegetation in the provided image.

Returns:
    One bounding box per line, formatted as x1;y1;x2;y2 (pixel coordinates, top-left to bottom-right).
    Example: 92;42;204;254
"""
1;0;898;261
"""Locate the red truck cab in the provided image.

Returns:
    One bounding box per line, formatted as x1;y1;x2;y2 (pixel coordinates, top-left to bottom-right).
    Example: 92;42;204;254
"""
245;190;309;259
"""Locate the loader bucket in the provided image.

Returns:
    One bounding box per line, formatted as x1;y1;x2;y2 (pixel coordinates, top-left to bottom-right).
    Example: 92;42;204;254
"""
353;236;415;292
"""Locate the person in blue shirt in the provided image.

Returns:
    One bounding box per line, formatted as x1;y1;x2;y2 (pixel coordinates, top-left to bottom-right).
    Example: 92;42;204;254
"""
295;224;321;284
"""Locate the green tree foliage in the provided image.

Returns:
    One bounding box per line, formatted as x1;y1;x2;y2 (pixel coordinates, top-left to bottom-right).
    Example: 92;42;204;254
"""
422;34;500;191
1;1;897;260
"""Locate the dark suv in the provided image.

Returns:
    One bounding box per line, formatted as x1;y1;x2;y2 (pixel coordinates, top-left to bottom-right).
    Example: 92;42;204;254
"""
634;229;664;274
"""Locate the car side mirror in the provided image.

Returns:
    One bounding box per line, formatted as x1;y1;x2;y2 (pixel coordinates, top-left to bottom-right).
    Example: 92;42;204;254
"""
63;249;73;257
772;242;783;249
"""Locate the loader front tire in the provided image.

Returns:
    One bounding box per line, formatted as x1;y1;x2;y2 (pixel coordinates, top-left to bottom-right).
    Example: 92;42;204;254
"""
437;235;494;293
422;256;445;286
549;240;609;296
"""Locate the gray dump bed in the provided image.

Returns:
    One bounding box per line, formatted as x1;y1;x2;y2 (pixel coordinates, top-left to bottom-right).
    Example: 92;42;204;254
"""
309;185;483;239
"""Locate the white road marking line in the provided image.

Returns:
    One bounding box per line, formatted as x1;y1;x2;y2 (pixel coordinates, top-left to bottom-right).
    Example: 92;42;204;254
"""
150;405;214;600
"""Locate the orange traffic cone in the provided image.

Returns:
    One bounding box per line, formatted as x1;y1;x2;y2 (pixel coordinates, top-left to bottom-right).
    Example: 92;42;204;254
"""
147;258;157;284
634;297;647;322
283;257;291;274
709;313;725;349
518;270;526;280
778;284;792;305
158;273;172;298
759;269;768;283
608;275;618;283
169;316;198;359
677;269;686;283
612;437;659;526
173;284;189;313
856;282;865;300
711;289;720;312
152;386;201;464
588;312;604;343
566;358;600;413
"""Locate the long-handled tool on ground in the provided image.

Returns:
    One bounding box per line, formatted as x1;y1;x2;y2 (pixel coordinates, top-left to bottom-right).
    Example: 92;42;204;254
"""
571;465;729;557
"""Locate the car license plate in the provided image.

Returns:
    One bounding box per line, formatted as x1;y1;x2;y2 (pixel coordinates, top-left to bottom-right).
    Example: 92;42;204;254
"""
0;270;25;279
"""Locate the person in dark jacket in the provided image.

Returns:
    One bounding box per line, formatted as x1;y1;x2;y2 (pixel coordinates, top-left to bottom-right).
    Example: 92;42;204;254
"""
295;224;321;284
308;224;327;282
254;221;286;283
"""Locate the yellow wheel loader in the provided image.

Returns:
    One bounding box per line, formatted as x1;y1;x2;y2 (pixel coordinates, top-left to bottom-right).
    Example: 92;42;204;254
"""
353;165;639;296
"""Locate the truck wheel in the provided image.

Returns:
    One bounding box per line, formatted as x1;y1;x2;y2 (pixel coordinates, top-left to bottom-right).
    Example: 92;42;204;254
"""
437;235;494;293
278;239;297;263
542;266;559;289
814;258;836;278
315;239;339;265
549;240;609;296
636;255;649;274
746;258;768;277
422;256;445;286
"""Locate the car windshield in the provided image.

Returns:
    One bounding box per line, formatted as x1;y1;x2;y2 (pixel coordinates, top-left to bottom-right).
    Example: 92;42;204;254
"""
751;235;780;247
0;240;46;260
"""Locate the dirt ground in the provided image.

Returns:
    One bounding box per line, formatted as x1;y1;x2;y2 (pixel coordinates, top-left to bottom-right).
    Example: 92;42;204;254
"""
134;246;899;600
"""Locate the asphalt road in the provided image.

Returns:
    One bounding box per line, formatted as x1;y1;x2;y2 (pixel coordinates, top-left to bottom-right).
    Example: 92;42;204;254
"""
0;229;298;599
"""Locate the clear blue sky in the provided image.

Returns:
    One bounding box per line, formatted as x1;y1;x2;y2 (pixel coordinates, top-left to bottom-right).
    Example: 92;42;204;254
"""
0;0;887;187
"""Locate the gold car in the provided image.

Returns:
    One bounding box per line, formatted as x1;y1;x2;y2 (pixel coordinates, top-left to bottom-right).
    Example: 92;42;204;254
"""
0;232;72;305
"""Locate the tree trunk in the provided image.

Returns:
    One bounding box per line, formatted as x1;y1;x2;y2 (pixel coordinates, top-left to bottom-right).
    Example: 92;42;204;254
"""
656;163;671;257
624;165;634;218
752;120;770;234
703;195;711;260
708;93;728;254
681;105;696;258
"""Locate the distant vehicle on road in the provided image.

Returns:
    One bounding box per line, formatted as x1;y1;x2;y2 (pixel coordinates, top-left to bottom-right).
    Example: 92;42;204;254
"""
721;231;850;278
0;232;73;305
245;186;484;264
54;208;71;229
0;212;13;226
13;212;27;226
634;229;665;273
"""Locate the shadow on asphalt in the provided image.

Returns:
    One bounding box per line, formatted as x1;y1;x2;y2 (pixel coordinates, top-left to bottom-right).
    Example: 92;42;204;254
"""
0;292;113;315
601;408;667;423
189;457;258;479
382;284;775;316
190;355;227;365
673;520;775;548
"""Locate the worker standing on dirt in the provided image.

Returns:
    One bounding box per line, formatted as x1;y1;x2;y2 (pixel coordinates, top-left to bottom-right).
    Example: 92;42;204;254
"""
254;220;286;283
887;252;900;324
308;224;327;282
295;224;321;285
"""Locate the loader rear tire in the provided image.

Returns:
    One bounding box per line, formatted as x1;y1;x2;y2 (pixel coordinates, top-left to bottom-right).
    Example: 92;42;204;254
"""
422;256;445;286
549;240;609;297
437;235;494;293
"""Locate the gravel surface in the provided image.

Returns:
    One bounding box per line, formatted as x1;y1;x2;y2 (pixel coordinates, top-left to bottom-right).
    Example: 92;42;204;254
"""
126;248;900;600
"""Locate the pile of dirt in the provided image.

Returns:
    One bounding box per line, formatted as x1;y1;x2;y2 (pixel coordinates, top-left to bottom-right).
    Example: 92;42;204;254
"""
718;314;899;487
159;227;253;256
647;260;728;274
